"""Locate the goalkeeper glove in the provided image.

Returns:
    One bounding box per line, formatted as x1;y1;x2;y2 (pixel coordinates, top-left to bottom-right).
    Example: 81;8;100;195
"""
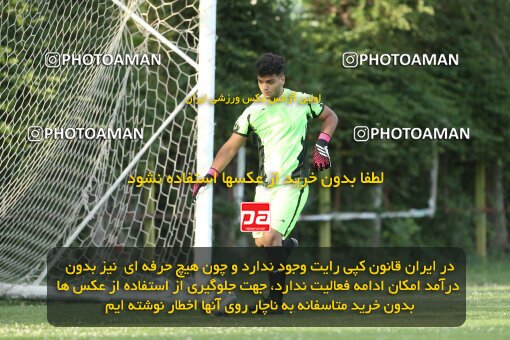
312;132;331;171
192;167;219;201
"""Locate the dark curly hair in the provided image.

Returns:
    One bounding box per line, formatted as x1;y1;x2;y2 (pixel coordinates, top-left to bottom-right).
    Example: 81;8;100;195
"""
255;53;285;76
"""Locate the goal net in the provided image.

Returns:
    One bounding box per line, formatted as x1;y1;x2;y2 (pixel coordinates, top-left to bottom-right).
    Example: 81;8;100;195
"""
0;0;207;297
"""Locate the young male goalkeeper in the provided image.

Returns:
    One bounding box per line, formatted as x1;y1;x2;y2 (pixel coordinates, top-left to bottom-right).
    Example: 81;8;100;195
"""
192;52;338;312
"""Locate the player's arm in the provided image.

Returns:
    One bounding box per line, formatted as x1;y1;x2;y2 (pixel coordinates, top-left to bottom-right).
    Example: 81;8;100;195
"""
312;105;338;171
210;132;248;173
192;133;247;200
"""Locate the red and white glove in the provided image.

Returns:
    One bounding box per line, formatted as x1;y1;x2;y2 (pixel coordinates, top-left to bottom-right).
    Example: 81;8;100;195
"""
312;132;331;171
192;167;219;201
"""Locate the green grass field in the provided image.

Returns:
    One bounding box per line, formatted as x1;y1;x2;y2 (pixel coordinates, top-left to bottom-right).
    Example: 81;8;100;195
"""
1;258;509;339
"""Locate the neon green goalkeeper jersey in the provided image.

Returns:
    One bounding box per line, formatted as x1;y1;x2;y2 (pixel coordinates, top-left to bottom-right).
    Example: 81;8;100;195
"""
233;88;324;186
